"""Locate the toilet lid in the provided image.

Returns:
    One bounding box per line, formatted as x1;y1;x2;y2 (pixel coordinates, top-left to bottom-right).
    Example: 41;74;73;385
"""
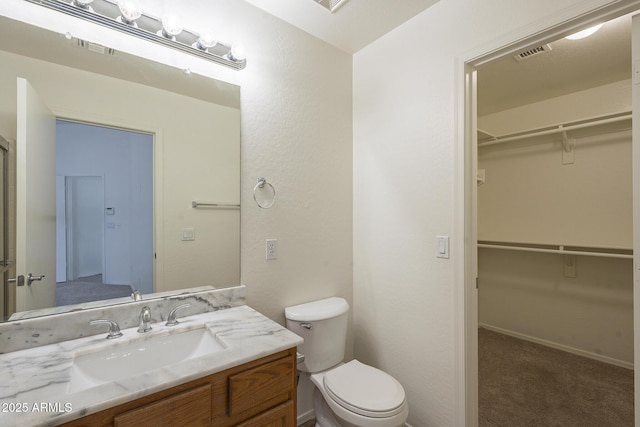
323;360;406;418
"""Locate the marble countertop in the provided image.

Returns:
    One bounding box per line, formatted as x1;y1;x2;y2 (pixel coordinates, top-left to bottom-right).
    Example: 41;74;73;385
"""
0;305;303;427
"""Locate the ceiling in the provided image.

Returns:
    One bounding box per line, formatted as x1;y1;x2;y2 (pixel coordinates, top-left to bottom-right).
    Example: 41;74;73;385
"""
243;2;632;117
477;14;632;116
243;0;440;54
5;1;633;118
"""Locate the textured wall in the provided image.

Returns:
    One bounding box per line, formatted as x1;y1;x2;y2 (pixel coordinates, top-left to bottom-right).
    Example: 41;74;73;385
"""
353;1;625;426
1;0;353;357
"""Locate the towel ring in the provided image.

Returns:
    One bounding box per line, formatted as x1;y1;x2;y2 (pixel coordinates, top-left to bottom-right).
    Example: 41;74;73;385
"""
253;177;276;209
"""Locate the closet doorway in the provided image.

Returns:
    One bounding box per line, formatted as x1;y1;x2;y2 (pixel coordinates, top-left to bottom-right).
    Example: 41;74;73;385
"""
466;7;639;427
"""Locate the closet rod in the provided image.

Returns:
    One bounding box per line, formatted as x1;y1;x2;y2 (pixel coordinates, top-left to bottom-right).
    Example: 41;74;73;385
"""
478;242;633;260
478;113;631;147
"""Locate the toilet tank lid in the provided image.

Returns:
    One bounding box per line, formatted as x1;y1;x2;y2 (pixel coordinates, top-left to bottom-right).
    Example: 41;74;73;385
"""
285;297;349;321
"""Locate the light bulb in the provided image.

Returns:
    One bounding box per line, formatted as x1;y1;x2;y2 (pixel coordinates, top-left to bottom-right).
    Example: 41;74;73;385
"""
565;23;603;40
160;14;183;39
73;0;94;9
117;0;142;25
228;43;246;62
193;32;217;51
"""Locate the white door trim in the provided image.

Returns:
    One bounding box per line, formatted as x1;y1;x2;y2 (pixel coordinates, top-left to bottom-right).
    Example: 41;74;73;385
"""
455;1;640;425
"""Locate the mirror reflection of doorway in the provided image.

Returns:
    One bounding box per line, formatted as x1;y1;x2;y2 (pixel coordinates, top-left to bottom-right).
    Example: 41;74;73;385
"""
55;120;153;306
65;176;103;283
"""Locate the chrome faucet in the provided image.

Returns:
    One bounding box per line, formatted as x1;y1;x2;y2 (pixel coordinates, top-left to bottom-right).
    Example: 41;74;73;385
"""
138;306;152;333
89;319;123;340
166;303;191;326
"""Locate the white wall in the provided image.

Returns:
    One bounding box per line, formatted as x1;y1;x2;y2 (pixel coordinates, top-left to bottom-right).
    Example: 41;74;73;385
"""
478;80;632;248
353;1;634;426
479;249;633;365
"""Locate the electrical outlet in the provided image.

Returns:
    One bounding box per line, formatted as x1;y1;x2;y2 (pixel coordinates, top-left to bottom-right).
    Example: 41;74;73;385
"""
266;239;278;260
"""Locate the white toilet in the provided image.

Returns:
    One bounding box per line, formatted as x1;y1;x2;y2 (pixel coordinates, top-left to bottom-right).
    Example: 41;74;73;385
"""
285;297;409;427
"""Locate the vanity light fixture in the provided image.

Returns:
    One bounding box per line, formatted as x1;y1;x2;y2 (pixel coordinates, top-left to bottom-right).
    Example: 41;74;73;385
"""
23;0;247;70
565;23;603;40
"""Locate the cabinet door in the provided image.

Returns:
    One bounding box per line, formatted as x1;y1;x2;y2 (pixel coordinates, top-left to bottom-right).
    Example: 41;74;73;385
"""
228;356;294;415
113;384;211;427
235;401;295;427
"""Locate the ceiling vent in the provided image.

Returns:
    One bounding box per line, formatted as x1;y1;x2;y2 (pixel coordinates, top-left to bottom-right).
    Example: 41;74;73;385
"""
315;0;350;13
513;44;552;62
77;39;114;55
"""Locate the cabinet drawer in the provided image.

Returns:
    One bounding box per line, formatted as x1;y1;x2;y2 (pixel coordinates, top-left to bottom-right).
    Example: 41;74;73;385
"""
235;401;294;427
113;384;211;427
229;356;295;415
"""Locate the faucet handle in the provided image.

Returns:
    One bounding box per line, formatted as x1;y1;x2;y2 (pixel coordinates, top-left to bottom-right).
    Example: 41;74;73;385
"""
89;319;123;340
166;304;191;326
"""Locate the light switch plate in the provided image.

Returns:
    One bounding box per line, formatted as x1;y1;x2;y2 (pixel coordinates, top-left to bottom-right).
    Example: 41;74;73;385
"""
436;235;449;259
181;228;195;241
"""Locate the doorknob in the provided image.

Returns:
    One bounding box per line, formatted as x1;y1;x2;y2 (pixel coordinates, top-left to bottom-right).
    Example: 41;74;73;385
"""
26;273;45;286
8;275;24;286
8;273;45;286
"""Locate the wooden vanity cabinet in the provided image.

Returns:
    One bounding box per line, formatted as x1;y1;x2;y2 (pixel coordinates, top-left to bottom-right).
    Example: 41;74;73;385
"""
60;348;297;427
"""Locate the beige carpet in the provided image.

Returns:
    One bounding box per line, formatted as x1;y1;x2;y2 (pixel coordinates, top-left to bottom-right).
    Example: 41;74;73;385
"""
479;328;634;427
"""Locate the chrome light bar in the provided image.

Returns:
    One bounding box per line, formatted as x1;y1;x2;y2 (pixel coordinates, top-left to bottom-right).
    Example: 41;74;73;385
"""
23;0;247;70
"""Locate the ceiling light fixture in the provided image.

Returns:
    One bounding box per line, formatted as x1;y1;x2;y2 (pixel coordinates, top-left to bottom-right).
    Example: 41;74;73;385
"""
23;0;247;70
565;23;603;40
314;0;350;13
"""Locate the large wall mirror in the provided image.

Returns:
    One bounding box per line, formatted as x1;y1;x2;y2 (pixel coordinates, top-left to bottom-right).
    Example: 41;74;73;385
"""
0;15;240;322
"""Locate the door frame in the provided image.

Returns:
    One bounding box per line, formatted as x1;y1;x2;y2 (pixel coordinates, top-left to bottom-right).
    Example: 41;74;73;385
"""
455;1;640;425
54;111;163;294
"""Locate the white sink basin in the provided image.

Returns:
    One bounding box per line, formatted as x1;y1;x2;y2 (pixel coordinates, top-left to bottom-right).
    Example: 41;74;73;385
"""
68;326;226;393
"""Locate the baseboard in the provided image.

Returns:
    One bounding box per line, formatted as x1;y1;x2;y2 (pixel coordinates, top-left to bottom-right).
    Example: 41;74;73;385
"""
479;323;634;370
297;409;314;426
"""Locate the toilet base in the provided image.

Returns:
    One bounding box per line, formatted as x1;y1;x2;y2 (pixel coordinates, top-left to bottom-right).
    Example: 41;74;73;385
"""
314;387;342;427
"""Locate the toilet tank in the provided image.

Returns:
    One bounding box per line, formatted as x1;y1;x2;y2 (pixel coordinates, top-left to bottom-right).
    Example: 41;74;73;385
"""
285;297;349;373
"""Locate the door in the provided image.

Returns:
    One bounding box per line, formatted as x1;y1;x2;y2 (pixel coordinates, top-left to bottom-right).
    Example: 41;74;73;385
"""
15;78;56;313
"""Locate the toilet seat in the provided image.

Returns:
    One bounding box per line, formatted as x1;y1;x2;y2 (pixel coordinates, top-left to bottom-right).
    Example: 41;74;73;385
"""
323;360;406;418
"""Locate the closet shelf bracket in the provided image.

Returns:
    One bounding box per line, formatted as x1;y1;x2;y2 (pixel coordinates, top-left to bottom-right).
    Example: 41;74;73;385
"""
560;126;575;165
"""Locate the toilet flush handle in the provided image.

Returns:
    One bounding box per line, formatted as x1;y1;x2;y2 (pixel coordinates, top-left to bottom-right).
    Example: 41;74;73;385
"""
300;322;312;330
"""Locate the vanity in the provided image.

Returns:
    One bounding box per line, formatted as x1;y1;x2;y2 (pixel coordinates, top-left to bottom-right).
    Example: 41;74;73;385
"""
0;286;303;427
